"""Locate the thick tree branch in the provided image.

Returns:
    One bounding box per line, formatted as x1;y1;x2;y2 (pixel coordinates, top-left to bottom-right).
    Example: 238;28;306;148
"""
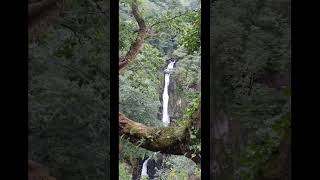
119;0;147;71
119;104;201;164
119;112;188;154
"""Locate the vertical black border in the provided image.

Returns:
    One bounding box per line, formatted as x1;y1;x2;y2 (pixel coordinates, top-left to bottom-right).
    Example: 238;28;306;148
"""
201;0;210;179
110;0;119;179
3;0;28;179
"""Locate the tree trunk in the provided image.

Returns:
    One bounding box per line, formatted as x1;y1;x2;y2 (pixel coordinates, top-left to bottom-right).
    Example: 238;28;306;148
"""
131;159;144;180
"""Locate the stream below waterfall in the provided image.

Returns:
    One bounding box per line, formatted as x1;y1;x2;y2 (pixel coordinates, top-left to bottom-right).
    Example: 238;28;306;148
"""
140;60;175;180
141;159;149;178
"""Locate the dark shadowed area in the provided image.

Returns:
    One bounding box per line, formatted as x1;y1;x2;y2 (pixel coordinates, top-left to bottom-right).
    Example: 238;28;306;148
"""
28;0;110;179
210;0;291;179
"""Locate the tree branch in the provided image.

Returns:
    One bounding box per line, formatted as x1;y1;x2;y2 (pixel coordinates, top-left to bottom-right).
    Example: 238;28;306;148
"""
119;0;147;71
150;10;198;28
119;112;188;154
119;104;201;164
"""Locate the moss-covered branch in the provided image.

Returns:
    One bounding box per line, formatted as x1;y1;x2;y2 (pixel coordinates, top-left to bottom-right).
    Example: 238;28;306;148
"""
119;103;201;164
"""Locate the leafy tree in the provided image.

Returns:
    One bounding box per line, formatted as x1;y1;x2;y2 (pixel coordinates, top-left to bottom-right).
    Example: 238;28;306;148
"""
210;0;291;179
29;0;109;179
119;0;201;179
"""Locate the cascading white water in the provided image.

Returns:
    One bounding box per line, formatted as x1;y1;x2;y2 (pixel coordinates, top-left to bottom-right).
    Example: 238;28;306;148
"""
140;152;158;180
162;60;175;126
139;60;175;180
141;159;149;179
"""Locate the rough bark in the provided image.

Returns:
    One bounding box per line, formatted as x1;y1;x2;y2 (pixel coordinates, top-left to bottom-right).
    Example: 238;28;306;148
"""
119;104;201;164
120;113;188;154
131;159;144;180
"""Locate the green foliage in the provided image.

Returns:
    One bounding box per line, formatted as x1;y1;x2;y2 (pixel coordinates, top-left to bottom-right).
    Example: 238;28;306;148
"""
29;0;109;179
141;176;148;180
120;138;153;161
180;11;200;53
184;97;201;155
172;47;201;108
211;0;291;179
239;114;290;179
119;0;201;178
153;45;201;123
120;44;164;127
154;156;200;180
120;0;200;56
119;163;132;179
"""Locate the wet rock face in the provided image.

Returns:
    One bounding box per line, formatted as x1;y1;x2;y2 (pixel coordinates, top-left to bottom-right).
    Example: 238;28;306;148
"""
158;73;186;125
158;60;199;126
169;75;189;122
146;159;158;179
146;154;167;179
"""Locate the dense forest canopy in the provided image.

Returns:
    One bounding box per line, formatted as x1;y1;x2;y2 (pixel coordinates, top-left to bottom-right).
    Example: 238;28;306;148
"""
29;0;109;179
119;0;201;179
210;0;291;179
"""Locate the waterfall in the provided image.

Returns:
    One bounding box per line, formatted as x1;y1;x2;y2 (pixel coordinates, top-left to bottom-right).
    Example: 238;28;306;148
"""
162;60;175;126
140;60;175;180
141;159;149;179
140;152;157;180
